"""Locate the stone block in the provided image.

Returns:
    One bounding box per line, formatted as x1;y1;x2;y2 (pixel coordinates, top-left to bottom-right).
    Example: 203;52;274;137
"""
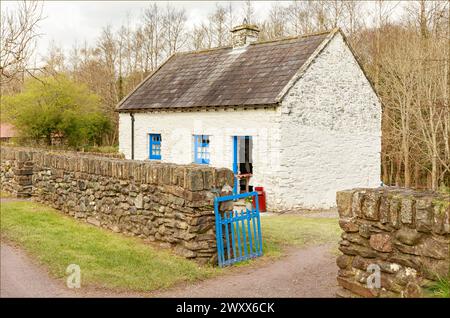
337;277;378;298
358;223;371;238
362;192;380;221
339;244;377;259
419;258;450;280
395;228;422;246
185;169;204;191
379;195;390;224
339;218;359;233
336;190;354;218
432;200;450;234
418;237;449;260
134;194;143;209
87;217;101;227
174;246;196;258
400;196;414;225
415;197;433;232
336;254;353;269
369;234;392;252
351;190;366;218
389;197;401;229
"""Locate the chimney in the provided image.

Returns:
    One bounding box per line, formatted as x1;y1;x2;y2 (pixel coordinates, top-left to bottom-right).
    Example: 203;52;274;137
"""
230;19;260;48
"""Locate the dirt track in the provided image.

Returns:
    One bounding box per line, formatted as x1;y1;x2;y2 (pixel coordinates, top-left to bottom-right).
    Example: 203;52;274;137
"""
0;243;74;297
151;244;338;298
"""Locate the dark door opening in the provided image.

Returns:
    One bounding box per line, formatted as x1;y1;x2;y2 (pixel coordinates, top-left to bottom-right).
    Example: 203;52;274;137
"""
239;136;253;175
233;136;253;194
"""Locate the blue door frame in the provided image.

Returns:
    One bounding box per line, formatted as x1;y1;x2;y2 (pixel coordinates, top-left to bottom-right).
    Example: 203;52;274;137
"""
232;136;238;195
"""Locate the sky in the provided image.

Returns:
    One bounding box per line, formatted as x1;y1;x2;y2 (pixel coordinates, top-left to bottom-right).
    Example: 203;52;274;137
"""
2;0;405;64
2;0;290;62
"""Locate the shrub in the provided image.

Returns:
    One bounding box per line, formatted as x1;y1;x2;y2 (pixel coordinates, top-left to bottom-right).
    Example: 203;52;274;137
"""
1;75;111;149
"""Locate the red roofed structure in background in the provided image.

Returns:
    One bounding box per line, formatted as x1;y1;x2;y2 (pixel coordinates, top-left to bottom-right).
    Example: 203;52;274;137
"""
0;123;17;141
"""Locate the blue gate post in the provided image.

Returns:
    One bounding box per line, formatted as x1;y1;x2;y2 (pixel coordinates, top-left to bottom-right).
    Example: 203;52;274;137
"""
254;191;263;255
214;198;224;267
232;136;238;195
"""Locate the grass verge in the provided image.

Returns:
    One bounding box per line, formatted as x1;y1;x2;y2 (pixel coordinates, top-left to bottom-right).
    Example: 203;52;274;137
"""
261;215;340;257
427;276;450;298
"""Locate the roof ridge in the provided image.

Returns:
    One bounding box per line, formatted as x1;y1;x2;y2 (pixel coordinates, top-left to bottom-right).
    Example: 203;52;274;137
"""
176;28;336;57
252;28;337;46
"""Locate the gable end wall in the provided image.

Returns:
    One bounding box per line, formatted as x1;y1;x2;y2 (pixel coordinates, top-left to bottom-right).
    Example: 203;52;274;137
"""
278;32;381;209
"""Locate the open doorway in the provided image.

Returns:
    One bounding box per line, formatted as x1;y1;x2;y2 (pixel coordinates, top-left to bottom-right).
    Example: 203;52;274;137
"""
232;136;253;194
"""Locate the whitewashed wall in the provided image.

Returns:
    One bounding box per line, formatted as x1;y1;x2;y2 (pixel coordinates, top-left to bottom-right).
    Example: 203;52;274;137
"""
118;108;282;208
278;32;381;209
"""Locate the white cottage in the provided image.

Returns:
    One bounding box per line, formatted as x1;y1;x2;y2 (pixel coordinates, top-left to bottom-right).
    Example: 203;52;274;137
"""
117;24;381;211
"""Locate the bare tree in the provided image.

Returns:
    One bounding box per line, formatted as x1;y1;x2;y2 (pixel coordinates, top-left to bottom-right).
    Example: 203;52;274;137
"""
0;0;44;88
209;4;228;47
162;4;187;56
342;0;365;35
190;24;210;50
260;3;288;40
287;0;314;35
42;40;66;75
142;3;163;70
243;0;255;24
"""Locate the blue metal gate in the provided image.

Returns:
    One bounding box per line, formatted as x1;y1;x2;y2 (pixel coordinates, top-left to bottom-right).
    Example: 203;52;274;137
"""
214;191;263;267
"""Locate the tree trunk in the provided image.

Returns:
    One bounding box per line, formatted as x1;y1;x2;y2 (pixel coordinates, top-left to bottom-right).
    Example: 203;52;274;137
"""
404;150;411;188
431;155;438;191
395;155;402;186
414;162;420;189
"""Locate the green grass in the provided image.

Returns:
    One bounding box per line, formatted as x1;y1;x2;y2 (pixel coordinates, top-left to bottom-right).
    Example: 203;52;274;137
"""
0;201;340;291
261;215;340;257
0;190;13;198
0;201;218;292
224;215;340;267
427;276;450;298
83;145;119;154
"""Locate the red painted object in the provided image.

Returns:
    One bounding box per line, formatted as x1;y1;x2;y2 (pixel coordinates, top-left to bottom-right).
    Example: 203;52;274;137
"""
253;186;267;212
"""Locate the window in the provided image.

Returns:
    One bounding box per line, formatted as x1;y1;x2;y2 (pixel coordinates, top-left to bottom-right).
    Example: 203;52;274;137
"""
149;134;161;160
194;135;210;164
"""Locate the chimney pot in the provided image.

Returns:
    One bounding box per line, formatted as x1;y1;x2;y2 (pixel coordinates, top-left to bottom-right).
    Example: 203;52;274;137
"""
230;20;260;48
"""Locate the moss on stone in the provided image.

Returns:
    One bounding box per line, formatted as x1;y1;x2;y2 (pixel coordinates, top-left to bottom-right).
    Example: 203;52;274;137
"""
432;199;450;216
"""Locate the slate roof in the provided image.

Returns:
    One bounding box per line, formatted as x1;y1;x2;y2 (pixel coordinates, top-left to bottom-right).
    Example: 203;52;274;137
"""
117;30;335;111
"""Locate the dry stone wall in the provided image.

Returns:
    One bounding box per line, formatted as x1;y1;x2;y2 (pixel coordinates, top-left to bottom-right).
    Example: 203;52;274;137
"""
336;187;450;297
0;147;234;263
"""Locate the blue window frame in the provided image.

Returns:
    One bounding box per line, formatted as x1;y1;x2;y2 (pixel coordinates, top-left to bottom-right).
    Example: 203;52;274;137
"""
149;134;161;160
194;135;210;164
